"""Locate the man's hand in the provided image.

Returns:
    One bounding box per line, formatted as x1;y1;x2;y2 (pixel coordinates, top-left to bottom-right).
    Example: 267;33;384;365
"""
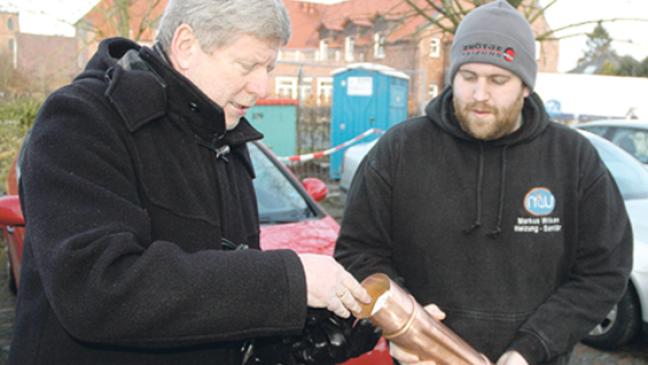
298;254;371;318
496;351;528;365
388;304;445;365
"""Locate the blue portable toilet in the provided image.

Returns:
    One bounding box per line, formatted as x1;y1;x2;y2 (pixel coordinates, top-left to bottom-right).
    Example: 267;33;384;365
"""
330;63;409;179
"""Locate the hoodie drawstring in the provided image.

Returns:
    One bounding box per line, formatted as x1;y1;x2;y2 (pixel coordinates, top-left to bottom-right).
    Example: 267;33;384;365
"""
487;146;508;238
463;144;508;239
463;143;484;235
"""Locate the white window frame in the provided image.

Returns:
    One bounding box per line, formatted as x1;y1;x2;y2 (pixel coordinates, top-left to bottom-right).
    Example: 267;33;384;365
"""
373;33;385;59
429;38;441;58
318;39;328;61
345;36;355;62
275;76;297;99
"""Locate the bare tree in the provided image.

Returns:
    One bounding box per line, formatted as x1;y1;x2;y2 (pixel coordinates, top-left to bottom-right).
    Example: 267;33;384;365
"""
0;52;28;98
75;0;164;43
400;0;647;41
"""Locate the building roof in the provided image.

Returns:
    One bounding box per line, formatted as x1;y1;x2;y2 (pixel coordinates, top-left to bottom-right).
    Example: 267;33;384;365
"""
286;0;436;48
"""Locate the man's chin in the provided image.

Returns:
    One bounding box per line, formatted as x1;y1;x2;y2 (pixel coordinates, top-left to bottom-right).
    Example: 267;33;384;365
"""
225;116;242;130
463;121;501;140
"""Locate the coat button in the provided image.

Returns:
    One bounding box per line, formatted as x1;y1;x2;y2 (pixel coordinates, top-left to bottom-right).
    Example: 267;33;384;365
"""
188;102;200;112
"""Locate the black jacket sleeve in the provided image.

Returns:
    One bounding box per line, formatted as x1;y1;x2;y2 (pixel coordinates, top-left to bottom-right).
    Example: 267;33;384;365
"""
20;84;307;348
335;136;402;284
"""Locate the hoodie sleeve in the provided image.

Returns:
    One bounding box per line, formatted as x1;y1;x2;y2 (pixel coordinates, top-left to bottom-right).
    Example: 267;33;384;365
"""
509;150;633;363
335;136;402;284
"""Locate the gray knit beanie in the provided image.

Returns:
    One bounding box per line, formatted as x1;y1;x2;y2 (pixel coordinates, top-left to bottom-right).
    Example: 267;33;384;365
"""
449;0;537;89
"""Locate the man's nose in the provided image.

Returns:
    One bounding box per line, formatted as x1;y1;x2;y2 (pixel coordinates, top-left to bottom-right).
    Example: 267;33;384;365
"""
246;69;269;99
472;79;490;102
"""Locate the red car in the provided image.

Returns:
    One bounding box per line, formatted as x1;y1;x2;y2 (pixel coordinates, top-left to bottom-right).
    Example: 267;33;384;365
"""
0;140;392;365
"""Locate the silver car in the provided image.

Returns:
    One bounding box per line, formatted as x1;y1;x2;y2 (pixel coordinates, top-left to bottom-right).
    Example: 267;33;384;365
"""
339;130;648;350
576;120;648;168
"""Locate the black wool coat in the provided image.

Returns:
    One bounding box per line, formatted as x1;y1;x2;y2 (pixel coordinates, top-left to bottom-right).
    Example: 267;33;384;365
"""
11;38;307;364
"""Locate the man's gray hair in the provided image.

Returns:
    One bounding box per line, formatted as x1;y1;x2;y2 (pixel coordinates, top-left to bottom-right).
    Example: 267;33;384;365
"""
156;0;291;52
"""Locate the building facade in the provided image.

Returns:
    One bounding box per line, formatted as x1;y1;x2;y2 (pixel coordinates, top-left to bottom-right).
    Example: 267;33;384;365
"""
0;6;20;75
75;0;559;114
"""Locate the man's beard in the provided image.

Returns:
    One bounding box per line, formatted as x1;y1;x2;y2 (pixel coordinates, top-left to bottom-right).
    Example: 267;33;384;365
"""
453;90;526;141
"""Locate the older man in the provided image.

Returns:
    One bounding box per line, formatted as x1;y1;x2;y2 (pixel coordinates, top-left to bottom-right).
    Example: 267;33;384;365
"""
11;0;373;364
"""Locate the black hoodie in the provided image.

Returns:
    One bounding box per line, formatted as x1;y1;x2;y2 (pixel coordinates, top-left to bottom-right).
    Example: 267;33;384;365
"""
11;38;307;364
335;87;632;364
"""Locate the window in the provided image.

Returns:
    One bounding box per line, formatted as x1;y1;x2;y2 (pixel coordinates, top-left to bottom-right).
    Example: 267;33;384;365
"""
535;41;541;61
429;38;441;58
317;77;333;104
345;36;355;62
610;128;648;164
587;135;648;200
428;83;439;99
373;33;385;59
275;77;297;99
318;40;328;61
248;143;315;224
7;17;14;31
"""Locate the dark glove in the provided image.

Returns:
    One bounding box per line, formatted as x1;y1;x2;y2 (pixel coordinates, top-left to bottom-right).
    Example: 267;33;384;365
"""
251;308;382;365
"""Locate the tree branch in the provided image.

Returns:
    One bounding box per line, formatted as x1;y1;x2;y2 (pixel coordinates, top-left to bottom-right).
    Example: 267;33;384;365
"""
536;17;648;41
403;0;456;34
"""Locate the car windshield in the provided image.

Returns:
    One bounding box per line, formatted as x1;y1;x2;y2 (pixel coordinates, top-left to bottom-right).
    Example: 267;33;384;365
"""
588;135;648;200
248;143;316;224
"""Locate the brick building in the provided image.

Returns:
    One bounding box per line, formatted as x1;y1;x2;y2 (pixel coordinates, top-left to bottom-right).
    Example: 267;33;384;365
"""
75;0;559;114
16;33;78;94
277;0;559;114
0;6;18;62
0;5;79;96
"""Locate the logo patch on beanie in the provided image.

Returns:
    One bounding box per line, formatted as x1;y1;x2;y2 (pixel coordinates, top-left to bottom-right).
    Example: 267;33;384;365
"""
504;48;515;62
462;42;515;63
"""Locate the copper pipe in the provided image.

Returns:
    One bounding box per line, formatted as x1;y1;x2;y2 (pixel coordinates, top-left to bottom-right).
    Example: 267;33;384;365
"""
356;273;492;365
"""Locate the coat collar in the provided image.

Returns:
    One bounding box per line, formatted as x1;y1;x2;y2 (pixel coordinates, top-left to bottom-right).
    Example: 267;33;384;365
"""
102;38;262;146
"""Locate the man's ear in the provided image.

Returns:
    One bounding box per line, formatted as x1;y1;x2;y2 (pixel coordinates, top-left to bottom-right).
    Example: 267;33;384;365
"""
168;24;198;72
523;86;530;98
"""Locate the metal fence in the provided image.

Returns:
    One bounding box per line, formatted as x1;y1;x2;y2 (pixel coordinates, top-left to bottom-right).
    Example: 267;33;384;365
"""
286;104;333;182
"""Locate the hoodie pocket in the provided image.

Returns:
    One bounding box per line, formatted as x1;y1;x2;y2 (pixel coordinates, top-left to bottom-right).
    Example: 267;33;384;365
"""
442;308;534;362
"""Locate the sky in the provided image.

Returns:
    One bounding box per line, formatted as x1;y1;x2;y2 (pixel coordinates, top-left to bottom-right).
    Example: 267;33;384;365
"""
2;0;647;73
541;0;648;71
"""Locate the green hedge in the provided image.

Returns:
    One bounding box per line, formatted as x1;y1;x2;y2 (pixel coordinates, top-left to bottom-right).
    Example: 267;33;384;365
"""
0;97;43;194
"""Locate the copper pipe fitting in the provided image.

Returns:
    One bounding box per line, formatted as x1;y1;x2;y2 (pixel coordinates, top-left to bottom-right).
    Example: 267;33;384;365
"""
356;273;492;365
